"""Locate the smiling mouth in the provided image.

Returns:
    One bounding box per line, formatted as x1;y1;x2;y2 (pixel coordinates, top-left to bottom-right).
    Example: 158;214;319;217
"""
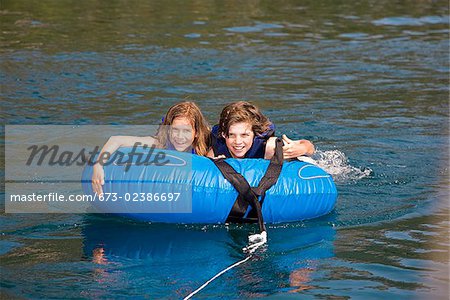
173;141;188;147
232;145;245;151
175;143;187;147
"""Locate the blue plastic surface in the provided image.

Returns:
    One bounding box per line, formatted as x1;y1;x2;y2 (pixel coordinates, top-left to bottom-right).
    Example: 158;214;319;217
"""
82;148;338;224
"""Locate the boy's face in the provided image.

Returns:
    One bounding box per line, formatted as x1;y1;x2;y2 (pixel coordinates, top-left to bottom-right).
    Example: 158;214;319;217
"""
223;122;254;158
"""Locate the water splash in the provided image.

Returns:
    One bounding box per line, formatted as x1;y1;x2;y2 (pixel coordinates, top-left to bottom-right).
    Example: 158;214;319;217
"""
312;150;372;183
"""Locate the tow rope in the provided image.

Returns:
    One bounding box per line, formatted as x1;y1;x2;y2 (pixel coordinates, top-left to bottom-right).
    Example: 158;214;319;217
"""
183;231;267;300
184;139;284;299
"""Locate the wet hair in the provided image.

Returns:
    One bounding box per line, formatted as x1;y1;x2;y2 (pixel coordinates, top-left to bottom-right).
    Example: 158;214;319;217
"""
155;101;210;156
218;101;271;137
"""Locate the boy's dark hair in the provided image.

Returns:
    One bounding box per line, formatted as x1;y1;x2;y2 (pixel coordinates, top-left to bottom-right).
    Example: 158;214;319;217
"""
218;101;271;137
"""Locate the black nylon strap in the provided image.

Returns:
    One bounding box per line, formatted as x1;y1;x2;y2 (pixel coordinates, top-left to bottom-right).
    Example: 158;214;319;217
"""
212;138;284;226
212;159;257;204
212;159;264;230
253;138;284;196
247;138;284;219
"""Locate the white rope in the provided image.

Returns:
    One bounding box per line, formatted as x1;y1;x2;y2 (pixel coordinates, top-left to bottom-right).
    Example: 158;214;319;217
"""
183;255;252;300
183;231;267;300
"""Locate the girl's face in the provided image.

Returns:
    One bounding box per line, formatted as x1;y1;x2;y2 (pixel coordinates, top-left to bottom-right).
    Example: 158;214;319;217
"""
169;117;196;151
224;122;254;158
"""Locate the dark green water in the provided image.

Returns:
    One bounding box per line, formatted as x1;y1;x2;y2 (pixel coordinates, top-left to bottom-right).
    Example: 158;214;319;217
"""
1;0;449;299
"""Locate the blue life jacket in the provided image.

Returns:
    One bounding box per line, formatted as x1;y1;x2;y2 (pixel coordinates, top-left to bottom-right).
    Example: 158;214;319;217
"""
211;123;275;158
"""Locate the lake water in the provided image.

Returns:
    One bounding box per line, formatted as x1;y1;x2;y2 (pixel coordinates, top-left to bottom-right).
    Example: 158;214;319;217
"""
1;0;449;299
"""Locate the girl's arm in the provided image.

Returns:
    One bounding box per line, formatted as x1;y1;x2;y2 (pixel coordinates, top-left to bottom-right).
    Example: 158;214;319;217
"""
92;136;157;195
206;148;215;158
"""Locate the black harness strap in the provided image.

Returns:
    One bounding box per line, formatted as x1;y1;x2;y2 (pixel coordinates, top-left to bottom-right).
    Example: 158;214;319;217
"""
211;159;265;231
212;138;284;228
246;138;284;219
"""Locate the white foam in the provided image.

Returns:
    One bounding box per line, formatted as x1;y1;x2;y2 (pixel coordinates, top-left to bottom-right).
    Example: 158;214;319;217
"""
310;149;372;183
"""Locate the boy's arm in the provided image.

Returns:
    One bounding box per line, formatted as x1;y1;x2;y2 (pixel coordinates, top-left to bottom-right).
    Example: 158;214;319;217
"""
282;134;315;159
264;135;315;160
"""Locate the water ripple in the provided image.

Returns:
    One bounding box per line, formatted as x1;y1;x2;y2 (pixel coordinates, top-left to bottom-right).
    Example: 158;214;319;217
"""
373;16;449;26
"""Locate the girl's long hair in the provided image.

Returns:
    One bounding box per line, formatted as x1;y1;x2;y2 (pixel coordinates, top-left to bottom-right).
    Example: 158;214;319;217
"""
155;101;210;156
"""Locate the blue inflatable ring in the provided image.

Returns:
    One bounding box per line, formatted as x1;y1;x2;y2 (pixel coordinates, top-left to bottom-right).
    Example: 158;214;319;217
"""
82;148;337;224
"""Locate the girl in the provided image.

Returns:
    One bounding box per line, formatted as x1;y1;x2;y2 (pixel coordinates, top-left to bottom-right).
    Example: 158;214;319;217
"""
92;101;210;194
